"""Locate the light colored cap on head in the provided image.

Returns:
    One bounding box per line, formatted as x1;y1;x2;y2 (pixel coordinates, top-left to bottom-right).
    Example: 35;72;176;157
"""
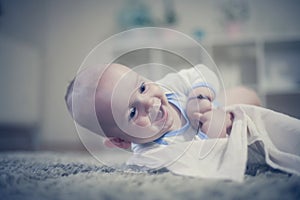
67;64;107;136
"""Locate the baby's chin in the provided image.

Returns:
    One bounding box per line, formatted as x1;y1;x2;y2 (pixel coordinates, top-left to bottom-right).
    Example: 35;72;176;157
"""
128;131;165;144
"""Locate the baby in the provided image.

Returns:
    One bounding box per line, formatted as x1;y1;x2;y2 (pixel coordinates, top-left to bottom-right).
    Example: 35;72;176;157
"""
65;63;260;152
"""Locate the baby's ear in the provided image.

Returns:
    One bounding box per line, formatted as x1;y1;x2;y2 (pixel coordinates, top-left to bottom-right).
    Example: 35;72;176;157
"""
103;137;131;149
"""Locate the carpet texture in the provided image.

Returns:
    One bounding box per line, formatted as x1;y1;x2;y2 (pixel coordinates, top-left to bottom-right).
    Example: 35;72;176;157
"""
0;151;299;200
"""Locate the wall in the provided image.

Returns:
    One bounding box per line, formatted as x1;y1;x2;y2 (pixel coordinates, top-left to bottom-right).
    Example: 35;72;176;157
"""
0;34;40;124
40;0;123;149
0;0;46;150
174;0;300;38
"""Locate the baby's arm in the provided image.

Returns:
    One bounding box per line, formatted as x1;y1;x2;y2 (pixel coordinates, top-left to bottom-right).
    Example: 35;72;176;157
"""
186;87;233;138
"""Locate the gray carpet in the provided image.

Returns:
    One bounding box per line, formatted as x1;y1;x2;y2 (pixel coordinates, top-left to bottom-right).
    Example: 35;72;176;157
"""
0;151;299;200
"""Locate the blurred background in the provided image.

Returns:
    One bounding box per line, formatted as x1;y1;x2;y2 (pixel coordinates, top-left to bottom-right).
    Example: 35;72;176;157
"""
0;0;299;151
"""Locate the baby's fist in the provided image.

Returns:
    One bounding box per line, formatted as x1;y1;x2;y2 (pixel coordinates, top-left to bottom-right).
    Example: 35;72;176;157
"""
200;108;233;138
186;98;212;130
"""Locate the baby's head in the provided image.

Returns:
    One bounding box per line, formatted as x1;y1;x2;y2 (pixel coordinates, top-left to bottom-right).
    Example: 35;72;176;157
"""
65;64;177;148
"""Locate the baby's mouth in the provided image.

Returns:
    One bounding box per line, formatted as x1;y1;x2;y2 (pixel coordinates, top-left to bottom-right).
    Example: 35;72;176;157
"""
149;99;164;123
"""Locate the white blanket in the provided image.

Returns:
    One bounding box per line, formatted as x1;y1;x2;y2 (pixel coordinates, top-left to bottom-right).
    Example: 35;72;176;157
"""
127;105;300;182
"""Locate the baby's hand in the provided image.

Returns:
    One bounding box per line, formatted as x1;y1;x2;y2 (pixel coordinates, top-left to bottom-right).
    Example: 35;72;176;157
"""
199;108;233;138
186;95;212;130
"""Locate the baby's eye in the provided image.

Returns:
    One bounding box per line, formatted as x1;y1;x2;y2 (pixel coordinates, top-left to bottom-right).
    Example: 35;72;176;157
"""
139;82;146;93
129;107;137;119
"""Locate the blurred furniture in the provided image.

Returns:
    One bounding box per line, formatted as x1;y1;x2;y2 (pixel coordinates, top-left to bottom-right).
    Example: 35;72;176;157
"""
210;36;300;119
0;124;38;150
113;32;300;119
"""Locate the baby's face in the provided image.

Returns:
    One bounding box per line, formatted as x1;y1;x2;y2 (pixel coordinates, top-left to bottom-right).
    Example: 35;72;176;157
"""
95;64;177;144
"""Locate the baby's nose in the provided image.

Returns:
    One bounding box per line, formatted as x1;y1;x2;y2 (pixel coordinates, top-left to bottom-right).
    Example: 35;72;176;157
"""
138;95;152;108
148;98;161;123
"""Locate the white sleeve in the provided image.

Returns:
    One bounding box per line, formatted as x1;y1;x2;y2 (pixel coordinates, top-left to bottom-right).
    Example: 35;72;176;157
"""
157;64;220;97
